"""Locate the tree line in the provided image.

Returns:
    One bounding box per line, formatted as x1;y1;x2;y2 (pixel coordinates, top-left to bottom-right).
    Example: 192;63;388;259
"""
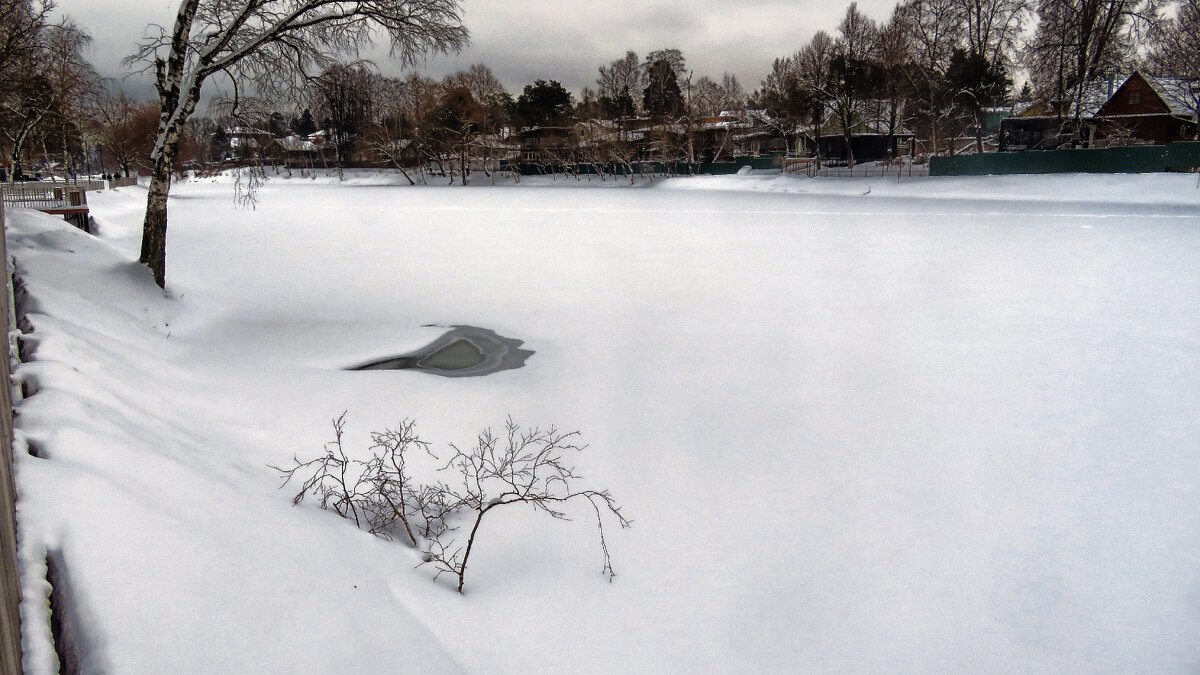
3;0;1198;182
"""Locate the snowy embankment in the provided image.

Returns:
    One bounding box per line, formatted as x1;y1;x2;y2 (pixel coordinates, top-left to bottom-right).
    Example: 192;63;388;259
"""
8;172;1200;673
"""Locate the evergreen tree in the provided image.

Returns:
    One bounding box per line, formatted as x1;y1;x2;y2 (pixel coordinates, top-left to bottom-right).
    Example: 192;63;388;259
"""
945;48;1011;152
513;79;573;128
290;109;317;136
643;59;684;119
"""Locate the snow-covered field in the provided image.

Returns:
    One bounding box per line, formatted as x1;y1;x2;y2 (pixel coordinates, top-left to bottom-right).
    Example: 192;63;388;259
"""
8;171;1200;673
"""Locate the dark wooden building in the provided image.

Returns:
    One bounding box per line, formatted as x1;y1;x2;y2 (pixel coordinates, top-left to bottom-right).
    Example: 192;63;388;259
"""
1000;73;1197;151
1093;72;1197;145
818;132;915;164
517;127;579;165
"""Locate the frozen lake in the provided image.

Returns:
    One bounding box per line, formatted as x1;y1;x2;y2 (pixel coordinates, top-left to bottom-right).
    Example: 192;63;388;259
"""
10;171;1200;673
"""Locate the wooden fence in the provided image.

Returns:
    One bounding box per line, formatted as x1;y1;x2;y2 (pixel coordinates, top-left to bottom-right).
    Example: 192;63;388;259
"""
0;199;24;673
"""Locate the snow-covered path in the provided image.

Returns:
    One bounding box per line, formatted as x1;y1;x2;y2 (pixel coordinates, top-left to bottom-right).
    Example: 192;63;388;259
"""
9;172;1200;672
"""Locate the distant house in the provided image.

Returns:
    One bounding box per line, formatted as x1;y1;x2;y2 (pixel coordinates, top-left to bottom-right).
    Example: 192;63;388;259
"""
813;108;915;163
517;127;578;165
276;135;321;164
998;79;1114;151
227;127;274;161
999;73;1198;151
817;131;915;163
1093;72;1198;145
695;113;749;161
713;110;786;157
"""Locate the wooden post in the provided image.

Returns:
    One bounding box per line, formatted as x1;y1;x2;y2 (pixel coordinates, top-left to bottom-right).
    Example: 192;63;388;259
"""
0;199;23;672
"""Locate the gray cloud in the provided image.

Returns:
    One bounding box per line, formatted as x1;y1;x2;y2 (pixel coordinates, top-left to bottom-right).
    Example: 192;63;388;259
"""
57;0;902;101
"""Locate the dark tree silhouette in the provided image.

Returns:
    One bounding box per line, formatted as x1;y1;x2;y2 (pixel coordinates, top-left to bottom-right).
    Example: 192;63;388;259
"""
513;79;573;128
643;58;684;119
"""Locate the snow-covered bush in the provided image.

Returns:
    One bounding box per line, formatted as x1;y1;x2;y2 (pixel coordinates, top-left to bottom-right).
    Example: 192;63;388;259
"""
272;416;630;593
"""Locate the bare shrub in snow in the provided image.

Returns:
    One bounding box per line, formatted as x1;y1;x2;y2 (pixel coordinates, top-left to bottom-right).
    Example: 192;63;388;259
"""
358;421;434;545
271;413;432;545
271;413;371;528
273;415;630;593
422;418;631;593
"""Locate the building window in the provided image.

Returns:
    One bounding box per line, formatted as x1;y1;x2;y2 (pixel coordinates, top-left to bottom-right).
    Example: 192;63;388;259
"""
1128;91;1141;105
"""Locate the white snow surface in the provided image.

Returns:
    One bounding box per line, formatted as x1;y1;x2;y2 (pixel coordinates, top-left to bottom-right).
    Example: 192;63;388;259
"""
8;171;1200;673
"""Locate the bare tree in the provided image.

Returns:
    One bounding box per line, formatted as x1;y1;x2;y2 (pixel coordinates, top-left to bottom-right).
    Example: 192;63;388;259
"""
442;63;505;103
273;413;373;530
897;0;964;154
797;31;837;160
643;48;687;90
1148;0;1200;138
758;56;808;156
691;75;723;118
363;71;440;183
91;87;160;178
869;9;916;160
441;64;510;180
127;0;468;289
0;0;52;84
957;0;1033;64
1026;0;1152;133
824;3;880;166
597;50;642;119
425;85;487;184
421;418;630;594
1;19;95;179
309;62;377;165
719;73;746;111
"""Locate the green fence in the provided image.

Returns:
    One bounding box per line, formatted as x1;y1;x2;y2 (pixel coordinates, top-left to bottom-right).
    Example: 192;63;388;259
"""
930;142;1200;176
507;154;782;177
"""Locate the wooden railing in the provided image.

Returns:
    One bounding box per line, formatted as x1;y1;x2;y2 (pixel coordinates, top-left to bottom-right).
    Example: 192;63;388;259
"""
5;176;138;192
1;184;90;231
1;185;88;210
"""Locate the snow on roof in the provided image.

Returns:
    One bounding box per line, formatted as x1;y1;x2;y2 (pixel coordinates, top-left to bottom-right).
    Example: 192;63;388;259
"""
1012;101;1038;116
1141;74;1200;115
276;136;318;152
700;117;749;131
1016;78;1124;119
229;137;260;150
227;126;271;136
1075;78;1114;117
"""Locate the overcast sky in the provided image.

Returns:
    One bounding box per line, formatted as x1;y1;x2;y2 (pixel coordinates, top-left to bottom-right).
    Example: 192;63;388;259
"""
56;0;902;103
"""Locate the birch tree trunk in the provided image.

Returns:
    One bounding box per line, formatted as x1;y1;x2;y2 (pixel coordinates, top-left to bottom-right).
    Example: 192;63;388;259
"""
140;152;175;288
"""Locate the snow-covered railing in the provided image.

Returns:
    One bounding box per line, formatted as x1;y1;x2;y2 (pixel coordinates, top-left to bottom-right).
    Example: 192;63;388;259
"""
1;185;90;231
5;177;136;192
10;178;104;192
69;179;106;192
1;185;87;210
